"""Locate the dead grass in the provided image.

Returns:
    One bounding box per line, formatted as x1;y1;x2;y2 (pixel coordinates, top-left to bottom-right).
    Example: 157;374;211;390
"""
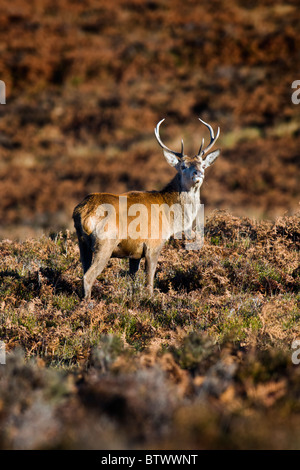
0;0;299;450
0;211;299;449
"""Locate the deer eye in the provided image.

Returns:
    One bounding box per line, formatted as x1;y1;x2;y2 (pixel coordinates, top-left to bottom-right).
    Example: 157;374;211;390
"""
181;162;187;170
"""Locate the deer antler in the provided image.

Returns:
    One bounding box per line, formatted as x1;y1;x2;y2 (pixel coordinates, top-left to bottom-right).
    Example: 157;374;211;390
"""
197;118;220;157
155;119;184;159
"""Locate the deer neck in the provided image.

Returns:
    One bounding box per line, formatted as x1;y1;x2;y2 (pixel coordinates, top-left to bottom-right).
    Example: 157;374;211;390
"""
160;173;201;237
161;173;201;207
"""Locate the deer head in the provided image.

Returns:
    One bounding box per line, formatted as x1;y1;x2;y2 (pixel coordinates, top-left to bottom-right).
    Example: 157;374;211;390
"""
155;117;220;191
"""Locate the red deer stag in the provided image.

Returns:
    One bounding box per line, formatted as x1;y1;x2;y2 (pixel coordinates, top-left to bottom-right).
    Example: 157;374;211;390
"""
73;118;220;299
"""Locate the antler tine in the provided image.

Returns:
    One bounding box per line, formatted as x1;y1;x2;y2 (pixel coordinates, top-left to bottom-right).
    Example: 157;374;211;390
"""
199;117;215;139
198;137;204;156
155;119;184;158
198;118;220;156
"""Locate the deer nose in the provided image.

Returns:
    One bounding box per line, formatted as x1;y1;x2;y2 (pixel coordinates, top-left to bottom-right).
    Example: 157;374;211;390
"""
192;169;204;183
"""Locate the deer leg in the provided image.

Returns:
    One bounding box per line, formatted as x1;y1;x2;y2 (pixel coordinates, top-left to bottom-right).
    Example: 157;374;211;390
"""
129;258;141;277
83;240;116;300
144;248;161;294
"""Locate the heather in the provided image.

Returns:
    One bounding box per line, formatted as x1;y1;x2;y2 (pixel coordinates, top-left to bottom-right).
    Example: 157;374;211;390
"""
0;0;299;450
0;211;299;449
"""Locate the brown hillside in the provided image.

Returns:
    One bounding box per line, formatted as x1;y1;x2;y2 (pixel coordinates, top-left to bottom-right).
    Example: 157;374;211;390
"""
0;0;299;239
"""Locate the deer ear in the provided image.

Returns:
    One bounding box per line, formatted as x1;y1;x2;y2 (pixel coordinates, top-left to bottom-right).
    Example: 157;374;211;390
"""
202;149;220;169
163;149;180;167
